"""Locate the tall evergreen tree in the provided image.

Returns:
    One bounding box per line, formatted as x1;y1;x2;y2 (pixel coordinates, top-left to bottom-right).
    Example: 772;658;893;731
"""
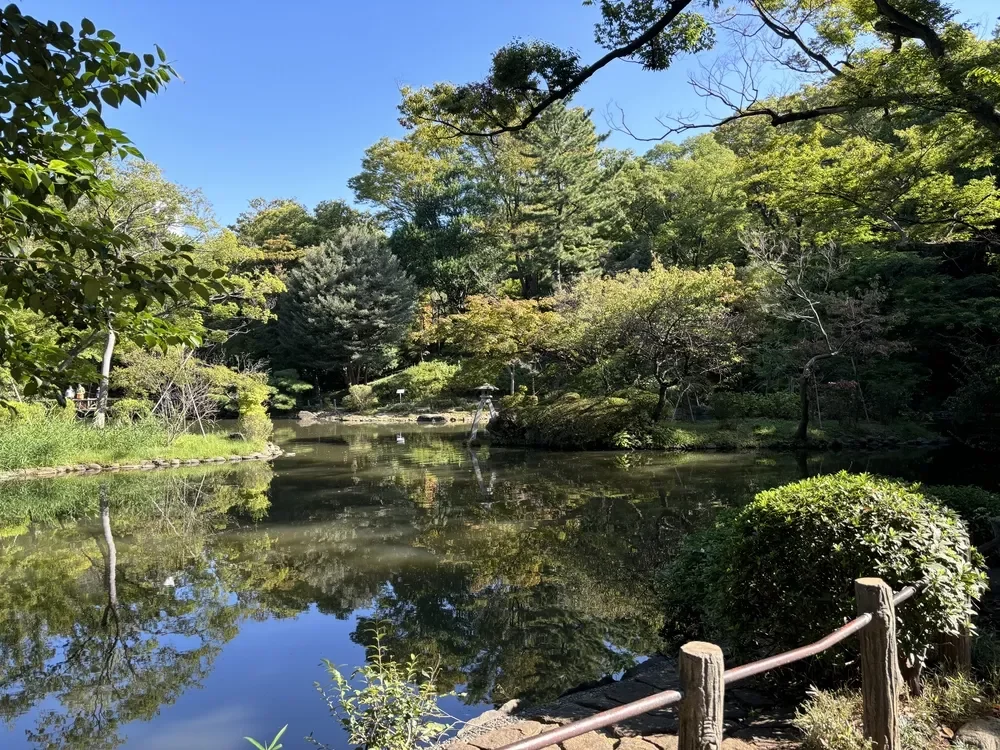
516;104;618;296
272;228;417;385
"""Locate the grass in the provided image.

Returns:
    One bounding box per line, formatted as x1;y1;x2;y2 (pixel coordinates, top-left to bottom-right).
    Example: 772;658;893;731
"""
0;417;268;471
794;672;990;750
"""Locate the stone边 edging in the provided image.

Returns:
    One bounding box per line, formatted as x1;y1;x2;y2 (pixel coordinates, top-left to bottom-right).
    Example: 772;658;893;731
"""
0;442;284;482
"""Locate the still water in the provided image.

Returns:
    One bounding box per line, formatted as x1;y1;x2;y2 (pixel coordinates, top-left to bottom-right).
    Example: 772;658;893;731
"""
0;422;987;749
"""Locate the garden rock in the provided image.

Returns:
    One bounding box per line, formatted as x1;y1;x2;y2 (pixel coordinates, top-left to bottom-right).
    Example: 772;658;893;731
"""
956;718;1000;750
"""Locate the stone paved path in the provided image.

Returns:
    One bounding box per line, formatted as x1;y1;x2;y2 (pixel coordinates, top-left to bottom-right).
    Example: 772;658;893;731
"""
445;658;798;750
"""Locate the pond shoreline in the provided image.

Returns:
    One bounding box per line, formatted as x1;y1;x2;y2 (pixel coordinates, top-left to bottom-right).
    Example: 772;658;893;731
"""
490;434;952;453
298;409;474;424
0;441;283;481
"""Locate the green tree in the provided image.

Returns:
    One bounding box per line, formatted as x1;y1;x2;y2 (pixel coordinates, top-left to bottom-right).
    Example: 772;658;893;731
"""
428;296;563;394
272;228;417;384
563;264;750;420
514;104;619;296
642;135;748;268
400;0;999;146
233;197;369;249
351;125;503;309
0;5;222;396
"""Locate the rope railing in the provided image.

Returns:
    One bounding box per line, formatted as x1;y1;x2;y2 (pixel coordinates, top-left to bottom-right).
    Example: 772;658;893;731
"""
496;581;931;750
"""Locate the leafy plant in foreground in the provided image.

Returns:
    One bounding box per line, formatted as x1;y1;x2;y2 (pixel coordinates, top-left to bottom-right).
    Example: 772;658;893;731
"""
245;725;287;750
309;625;461;750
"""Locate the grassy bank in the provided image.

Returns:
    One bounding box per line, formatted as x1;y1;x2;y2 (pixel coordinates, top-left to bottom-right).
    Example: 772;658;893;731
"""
0;418;268;471
489;393;938;451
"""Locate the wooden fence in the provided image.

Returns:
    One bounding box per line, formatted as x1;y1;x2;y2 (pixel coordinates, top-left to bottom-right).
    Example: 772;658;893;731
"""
498;576;971;750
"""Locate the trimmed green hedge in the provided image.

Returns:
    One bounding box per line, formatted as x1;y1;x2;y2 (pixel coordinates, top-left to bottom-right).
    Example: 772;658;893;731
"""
658;472;986;678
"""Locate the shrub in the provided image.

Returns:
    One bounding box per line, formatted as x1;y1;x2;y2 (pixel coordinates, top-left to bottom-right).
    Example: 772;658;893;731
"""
794;674;990;750
709;391;798;421
371;361;460;404
658;472;986;677
0;401;48;423
344;384;378;412
268;369;313;412
234;374;273;443
109;398;154;424
491;392;656;449
923;485;1000;547
793;689;868;750
238;412;272;443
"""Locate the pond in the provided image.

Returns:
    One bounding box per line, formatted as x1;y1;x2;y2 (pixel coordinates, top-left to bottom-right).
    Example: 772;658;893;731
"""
0;422;989;749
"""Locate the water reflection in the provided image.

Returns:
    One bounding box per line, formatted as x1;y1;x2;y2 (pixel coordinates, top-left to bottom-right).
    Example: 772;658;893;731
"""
0;424;979;748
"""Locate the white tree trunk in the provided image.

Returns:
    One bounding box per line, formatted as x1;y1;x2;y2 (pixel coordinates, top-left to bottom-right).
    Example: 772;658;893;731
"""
94;328;116;429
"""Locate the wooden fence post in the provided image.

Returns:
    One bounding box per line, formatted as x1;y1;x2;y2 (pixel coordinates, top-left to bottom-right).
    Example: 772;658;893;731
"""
678;641;724;750
943;545;974;673
944;624;973;674
856;578;901;750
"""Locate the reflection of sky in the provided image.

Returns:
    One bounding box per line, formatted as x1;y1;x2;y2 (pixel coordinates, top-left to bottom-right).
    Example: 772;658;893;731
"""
2;423;992;748
85;605;484;750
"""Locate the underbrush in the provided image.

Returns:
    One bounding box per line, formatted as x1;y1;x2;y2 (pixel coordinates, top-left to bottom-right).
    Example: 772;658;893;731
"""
490;393;936;451
0;416;266;470
796;672;991;750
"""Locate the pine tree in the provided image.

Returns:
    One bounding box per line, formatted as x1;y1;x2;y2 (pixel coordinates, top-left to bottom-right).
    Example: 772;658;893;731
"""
516;104;618;296
273;227;417;384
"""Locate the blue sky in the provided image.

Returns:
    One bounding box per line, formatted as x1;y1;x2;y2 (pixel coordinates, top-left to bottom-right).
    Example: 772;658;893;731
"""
22;0;1000;226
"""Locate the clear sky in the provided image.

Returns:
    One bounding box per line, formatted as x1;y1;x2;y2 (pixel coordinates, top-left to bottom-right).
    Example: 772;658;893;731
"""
21;0;1000;227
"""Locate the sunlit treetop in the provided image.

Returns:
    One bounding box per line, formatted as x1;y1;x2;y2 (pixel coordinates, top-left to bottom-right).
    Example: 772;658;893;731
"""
399;0;1000;144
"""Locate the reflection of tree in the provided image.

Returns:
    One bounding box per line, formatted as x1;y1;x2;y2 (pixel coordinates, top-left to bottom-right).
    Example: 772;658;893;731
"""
0;465;288;749
352;493;673;706
341;434;917;707
0;424;933;745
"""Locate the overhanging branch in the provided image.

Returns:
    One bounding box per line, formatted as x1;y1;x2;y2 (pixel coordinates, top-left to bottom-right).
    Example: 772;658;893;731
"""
429;0;695;137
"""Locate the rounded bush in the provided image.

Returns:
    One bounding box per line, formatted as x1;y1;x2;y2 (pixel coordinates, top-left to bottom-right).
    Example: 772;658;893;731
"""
371;360;460;403
109;398;154;424
709;391;798;421
659;471;986;675
923;485;1000;547
344;384;378;412
0;401;47;423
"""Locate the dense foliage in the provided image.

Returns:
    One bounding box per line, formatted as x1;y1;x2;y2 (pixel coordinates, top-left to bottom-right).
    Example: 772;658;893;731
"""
272;227;417;385
658;472;987;678
2;0;999;447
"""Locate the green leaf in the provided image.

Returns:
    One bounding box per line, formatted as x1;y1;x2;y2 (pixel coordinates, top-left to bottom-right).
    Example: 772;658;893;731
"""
100;88;119;108
82;277;100;301
155;43;166;62
143;53;155;67
122;84;141;107
80;17;95;35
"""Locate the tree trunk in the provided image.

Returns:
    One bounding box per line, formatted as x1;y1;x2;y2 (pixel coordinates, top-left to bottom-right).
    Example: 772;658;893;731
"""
796;352;837;444
652;381;669;422
94;328;116;429
795;364;811;444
